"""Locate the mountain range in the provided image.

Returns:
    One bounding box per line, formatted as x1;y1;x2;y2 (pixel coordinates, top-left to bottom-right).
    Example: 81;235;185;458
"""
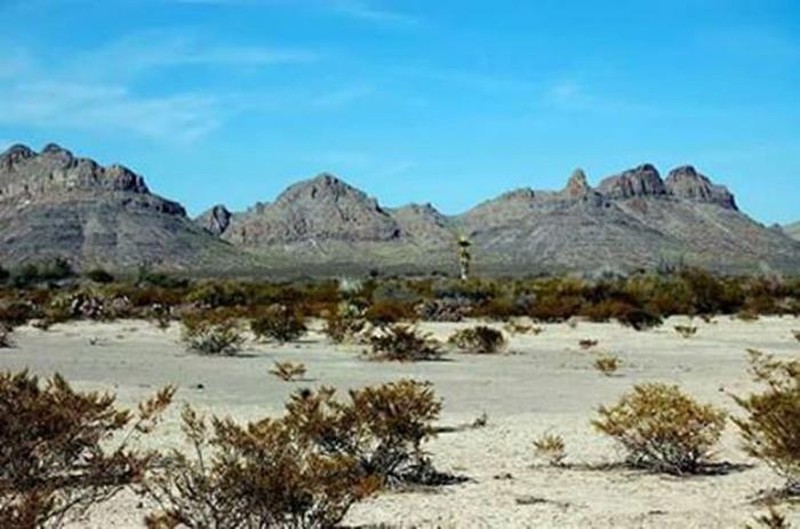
3;143;800;277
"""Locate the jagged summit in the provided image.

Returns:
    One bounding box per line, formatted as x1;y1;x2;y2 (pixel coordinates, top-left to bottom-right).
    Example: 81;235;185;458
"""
597;163;667;199
665;165;737;210
0;142;242;271
563;168;591;197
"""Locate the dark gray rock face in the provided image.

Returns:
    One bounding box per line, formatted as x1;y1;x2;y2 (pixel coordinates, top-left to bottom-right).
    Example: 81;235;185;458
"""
222;173;402;246
597;164;667;199
0;144;239;271
665;165;737;210
196;205;232;236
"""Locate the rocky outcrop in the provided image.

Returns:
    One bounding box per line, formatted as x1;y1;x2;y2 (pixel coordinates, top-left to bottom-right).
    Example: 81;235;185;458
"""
562;168;591;197
0;143;242;271
597;164;667;199
196;205;232;236
222;173;402;246
665;165;737;210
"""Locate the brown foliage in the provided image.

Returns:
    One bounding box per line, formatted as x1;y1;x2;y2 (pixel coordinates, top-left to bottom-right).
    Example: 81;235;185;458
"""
367;325;443;362
448;326;506;354
269;361;308;382
181;312;245;356
250;305;307;343
0;370;173;528
674;325;698;339
593;383;726;474
593;354;622;376
733;350;800;494
143;380;443;528
532;433;566;467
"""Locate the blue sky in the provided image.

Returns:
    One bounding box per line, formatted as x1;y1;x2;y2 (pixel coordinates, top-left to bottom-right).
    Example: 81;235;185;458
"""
0;0;798;223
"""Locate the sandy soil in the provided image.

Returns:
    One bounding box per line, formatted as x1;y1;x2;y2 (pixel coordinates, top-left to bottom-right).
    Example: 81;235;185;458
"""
2;315;799;528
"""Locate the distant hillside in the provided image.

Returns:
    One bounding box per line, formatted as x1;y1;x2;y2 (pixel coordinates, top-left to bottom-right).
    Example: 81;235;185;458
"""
785;222;800;241
2;142;798;276
0;143;251;272
204;165;800;275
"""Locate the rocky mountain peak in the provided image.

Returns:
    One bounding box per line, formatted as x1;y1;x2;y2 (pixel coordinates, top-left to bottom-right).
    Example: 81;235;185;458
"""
597;163;666;199
563;168;591;197
665;165;737;210
41;143;74;159
196;204;233;236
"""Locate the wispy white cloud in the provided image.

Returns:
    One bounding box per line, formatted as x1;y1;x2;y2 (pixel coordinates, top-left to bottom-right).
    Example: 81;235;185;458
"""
311;84;373;109
0;80;220;142
544;79;659;116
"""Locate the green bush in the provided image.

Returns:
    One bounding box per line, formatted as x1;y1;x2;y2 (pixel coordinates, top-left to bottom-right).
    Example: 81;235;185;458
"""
181;313;245;356
250;305;307;343
367;325;443;362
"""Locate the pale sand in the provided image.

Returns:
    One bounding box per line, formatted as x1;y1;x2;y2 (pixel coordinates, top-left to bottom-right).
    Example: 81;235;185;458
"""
1;316;799;528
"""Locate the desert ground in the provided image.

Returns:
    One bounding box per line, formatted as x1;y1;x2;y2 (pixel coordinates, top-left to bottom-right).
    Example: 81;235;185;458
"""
1;316;799;528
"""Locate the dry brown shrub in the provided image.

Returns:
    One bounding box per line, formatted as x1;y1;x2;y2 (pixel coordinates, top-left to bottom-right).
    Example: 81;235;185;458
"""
269;361;307;382
745;507;793;529
143;380;445;528
579;339;598;350
593;383;726;475
181;312;245;356
733;350;800;494
792;330;800;343
250;305;307;343
448;326;506;354
367;325;443;362
323;304;367;344
674;325;698;339
0;370;173;528
593;354;622;376
364;299;417;326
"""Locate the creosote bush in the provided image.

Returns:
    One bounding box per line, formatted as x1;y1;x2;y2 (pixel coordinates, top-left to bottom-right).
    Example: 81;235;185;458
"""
733;349;800;494
0;370;173;528
181;312;245;356
674;325;698;339
144;380;443;528
593;383;726;475
367;324;443;362
448;326;506;354
593;354;622;376
250;305;307;343
269;361;307;382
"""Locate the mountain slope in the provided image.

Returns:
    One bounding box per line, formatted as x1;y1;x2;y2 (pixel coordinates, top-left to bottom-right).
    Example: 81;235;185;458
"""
0;144;246;271
785;222;800;241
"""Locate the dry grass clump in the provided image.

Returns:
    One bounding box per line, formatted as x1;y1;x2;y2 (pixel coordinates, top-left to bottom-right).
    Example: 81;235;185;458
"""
181;312;245;356
733;349;800;495
0;370;173;528
593;383;726;475
269;361;307;382
593;354;622;376
579;339;598;350
323;303;368;344
532;433;566;467
503;320;538;335
0;325;13;348
250;304;307;343
367;324;443;362
448;326;506;354
745;507;793;529
674;325;698;339
143;380;445;528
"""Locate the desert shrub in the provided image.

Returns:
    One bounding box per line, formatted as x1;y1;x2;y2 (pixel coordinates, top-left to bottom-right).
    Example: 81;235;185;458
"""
144;380;443;528
0;301;38;327
0;370;173;528
269;361;307;382
143;406;377;529
593;354;622;376
745;507;793;529
364;299;416;326
0;326;13;348
533;433;566;467
593;383;726;474
250;305;307;343
579;339;598;350
447;326;506;354
674;325;698;339
85;268;115;284
323;304;367;344
617;307;663;331
792;330;800;343
181;312;245;356
367;325;443;362
733;350;800;494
